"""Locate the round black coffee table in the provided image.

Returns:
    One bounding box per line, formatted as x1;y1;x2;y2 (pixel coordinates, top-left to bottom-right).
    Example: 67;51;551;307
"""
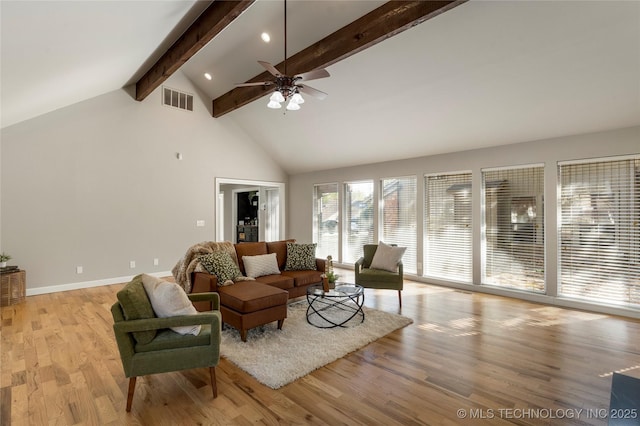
306;283;365;328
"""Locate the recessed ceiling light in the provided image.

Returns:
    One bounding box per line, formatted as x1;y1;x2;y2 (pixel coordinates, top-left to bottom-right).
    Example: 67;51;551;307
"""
204;73;212;80
261;32;270;43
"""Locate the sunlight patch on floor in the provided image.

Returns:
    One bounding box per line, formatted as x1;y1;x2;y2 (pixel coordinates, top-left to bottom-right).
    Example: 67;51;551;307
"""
599;365;640;378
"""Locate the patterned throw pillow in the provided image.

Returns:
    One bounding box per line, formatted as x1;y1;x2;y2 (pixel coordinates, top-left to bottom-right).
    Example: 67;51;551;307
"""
285;243;317;271
199;252;242;285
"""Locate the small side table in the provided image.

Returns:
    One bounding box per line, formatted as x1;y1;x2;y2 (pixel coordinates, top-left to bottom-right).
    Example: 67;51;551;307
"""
306;283;365;328
1;270;26;307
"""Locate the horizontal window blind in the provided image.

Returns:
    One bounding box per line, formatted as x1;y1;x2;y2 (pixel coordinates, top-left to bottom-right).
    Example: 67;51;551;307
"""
482;166;545;292
313;183;339;260
424;172;472;282
381;177;417;274
343;181;374;264
559;158;640;307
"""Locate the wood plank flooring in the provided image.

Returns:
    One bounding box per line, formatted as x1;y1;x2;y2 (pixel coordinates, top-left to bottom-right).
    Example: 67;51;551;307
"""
2;270;640;425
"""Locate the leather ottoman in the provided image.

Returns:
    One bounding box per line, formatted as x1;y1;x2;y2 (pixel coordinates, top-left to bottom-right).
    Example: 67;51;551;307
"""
217;281;288;341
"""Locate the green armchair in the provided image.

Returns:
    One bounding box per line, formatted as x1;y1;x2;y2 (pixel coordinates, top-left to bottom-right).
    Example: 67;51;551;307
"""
111;285;222;412
355;243;404;307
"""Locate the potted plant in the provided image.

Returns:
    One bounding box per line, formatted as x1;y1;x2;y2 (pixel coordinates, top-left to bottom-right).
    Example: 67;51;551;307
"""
324;255;339;289
0;252;11;268
325;270;340;285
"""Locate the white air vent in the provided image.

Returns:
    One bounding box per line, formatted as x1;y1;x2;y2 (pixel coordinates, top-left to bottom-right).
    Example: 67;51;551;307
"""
162;86;193;111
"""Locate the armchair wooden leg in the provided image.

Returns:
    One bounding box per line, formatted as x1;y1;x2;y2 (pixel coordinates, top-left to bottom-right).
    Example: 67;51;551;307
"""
209;367;218;398
241;329;247;342
126;377;136;412
398;290;402;308
277;319;284;330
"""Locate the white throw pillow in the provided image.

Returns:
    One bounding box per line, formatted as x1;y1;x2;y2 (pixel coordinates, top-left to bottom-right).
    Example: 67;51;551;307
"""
369;241;406;272
242;253;281;278
141;274;201;336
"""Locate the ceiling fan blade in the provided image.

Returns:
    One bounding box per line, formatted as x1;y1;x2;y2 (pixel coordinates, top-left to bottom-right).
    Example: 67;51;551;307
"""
298;84;328;100
235;81;272;87
258;61;281;77
296;68;330;82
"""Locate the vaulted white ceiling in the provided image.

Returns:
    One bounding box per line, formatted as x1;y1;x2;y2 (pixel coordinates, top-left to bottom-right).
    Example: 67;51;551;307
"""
2;1;639;174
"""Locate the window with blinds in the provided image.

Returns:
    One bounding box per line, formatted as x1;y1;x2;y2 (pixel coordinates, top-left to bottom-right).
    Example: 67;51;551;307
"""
381;176;417;274
482;165;545;292
424;172;472;282
313;183;339;259
558;157;640;307
343;181;374;263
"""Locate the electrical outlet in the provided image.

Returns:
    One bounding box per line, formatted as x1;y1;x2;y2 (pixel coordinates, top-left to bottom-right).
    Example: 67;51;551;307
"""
196;220;205;227
76;266;83;274
130;260;136;269
153;258;159;266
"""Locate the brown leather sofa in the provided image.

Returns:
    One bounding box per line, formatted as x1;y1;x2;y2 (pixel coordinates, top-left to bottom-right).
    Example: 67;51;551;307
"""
190;240;325;341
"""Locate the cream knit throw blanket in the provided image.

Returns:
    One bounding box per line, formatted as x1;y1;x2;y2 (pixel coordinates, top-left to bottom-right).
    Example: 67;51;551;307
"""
172;241;238;293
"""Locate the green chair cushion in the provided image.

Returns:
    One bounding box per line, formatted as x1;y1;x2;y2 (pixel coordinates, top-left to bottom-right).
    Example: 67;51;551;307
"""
359;268;402;283
116;274;157;344
362;245;378;268
135;324;211;353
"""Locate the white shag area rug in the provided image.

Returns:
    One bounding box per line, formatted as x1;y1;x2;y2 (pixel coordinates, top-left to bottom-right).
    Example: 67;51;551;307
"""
219;301;413;389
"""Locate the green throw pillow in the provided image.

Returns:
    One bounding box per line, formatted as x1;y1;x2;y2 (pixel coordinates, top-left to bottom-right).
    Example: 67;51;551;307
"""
285;243;317;271
200;251;242;284
116;274;157;344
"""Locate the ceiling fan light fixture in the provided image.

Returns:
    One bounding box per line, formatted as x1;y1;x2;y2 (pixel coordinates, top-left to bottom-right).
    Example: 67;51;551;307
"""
270;90;285;103
234;0;329;113
286;100;300;111
291;92;304;104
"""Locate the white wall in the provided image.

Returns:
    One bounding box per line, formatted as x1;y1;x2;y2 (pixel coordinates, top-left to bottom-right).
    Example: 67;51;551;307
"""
0;71;287;292
288;126;640;317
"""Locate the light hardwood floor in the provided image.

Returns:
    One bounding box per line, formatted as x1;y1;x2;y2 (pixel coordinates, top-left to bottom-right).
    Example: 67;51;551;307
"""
2;270;639;425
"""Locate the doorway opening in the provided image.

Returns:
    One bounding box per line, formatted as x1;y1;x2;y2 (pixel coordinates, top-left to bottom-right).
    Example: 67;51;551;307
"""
215;178;285;243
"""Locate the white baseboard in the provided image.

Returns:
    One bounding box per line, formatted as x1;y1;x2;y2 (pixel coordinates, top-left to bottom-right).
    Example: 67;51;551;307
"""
26;271;173;296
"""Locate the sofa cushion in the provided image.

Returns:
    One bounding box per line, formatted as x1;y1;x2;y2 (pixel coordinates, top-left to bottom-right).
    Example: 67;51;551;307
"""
234;242;268;275
243;253;281;278
199;251;242;285
370;241;406;272
281;270;323;287
116;274;157;344
254;274;295;290
285;243;317;271
141;274;201;336
218;281;288;314
266;239;295;271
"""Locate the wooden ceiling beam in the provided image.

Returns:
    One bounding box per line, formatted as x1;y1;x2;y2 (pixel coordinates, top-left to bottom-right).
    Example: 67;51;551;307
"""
135;0;255;102
212;0;467;118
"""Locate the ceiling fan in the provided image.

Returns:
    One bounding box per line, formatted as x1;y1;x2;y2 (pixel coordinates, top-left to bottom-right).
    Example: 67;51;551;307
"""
235;0;330;111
